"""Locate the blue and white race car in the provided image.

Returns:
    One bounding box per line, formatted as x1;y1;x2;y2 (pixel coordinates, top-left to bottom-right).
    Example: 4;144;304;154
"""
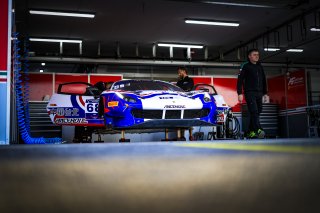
47;80;229;130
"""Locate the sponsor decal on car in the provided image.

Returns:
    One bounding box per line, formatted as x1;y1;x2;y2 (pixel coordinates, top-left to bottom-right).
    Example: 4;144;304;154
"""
164;105;186;109
159;97;173;99
108;101;119;107
55;118;88;124
49;107;79;116
216;109;227;123
217;114;225;123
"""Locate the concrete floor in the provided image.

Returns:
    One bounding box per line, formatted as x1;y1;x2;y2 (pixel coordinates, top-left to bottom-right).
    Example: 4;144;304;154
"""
0;138;320;213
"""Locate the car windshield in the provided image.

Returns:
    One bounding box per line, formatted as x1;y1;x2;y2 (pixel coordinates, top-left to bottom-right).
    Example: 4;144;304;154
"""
111;80;184;92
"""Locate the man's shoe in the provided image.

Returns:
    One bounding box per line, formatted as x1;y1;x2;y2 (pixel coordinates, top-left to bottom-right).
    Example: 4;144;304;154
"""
257;129;265;139
248;131;257;139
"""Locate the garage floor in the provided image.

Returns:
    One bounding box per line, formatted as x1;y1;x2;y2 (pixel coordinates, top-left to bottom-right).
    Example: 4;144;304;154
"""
1;139;320;213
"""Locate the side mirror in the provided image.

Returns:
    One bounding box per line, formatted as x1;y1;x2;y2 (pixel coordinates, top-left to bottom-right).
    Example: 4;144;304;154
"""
199;87;210;92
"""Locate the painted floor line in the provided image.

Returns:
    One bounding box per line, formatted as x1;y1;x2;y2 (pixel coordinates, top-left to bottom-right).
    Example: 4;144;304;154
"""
176;143;320;154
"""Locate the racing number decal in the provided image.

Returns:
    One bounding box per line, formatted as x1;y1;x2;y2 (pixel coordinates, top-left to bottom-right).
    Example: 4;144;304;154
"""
86;103;99;113
84;99;102;121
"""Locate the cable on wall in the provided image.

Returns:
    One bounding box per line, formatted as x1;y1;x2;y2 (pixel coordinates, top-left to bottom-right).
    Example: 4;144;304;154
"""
13;33;62;144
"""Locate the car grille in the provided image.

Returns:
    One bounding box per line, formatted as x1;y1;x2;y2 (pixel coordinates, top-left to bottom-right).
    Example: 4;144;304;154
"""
132;109;210;119
131;109;163;119
184;109;210;119
165;110;181;119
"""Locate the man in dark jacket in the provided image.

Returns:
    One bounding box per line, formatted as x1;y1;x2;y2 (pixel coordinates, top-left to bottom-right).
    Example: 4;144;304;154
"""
237;49;268;139
177;67;194;91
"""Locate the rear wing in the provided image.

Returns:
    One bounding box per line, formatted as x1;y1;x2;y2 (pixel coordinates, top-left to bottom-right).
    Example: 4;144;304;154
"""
57;82;98;96
192;83;218;95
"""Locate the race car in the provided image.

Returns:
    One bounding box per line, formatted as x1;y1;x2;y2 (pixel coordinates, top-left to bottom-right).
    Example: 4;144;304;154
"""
47;80;230;130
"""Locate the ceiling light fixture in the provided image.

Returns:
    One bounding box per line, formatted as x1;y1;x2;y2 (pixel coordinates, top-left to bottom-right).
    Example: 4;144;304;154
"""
41;62;46;66
39;69;44;73
185;19;239;27
264;48;280;52
286;49;304;53
158;43;203;49
29;10;95;18
203;1;274;8
29;38;82;43
310;27;320;32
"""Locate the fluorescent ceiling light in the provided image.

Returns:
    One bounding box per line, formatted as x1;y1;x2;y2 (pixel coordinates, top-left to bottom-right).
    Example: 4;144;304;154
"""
264;48;280;52
41;62;46;66
185;19;239;27
286;49;304;53
39;69;44;73
310;27;320;32
158;43;203;49
203;1;274;8
29;38;82;43
29;10;95;18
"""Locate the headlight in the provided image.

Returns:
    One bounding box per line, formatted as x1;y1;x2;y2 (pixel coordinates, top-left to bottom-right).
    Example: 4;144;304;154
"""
123;94;137;103
203;95;211;103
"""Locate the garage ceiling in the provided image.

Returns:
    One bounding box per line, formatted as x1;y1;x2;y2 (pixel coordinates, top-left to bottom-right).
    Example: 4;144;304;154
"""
15;0;320;64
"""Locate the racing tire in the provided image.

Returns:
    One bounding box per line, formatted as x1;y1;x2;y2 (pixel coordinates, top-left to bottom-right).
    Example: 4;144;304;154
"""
177;137;186;141
119;138;130;143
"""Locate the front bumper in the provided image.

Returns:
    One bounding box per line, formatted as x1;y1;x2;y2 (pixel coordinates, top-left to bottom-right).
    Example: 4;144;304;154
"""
113;119;215;129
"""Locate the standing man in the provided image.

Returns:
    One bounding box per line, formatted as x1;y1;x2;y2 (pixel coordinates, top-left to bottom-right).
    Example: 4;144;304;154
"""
237;49;268;139
177;67;194;91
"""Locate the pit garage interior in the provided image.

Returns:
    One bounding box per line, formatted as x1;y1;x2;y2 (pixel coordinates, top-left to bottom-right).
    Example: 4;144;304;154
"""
1;0;320;212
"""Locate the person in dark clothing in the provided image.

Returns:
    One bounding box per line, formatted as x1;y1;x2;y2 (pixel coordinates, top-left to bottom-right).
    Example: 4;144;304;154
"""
237;49;268;138
177;67;194;91
94;81;106;93
105;82;114;90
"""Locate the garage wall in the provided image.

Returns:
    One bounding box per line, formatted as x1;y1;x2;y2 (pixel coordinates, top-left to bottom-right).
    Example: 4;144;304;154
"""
268;70;309;138
213;77;241;112
54;74;89;93
27;73;122;101
94;65;282;81
96;65;181;81
268;75;286;110
203;66;282;77
189;75;241;112
27;73;53;101
89;75;122;85
308;70;320;91
308;69;320;105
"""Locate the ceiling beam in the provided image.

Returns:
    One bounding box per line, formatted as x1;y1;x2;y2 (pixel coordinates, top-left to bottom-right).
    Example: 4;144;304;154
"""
27;56;240;67
166;0;297;9
261;34;320;61
26;56;320;68
214;5;320;60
